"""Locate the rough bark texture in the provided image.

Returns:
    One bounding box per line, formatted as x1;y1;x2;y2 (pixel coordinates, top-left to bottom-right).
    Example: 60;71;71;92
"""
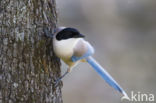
0;0;63;103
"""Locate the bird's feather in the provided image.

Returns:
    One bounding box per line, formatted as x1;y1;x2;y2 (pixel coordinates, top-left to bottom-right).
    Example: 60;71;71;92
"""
86;56;128;97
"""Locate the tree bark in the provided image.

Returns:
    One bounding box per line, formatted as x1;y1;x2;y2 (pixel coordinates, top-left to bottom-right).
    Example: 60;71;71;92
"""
0;0;62;103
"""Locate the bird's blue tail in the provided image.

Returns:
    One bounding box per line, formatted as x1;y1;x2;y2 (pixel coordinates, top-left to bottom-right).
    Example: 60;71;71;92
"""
86;56;129;99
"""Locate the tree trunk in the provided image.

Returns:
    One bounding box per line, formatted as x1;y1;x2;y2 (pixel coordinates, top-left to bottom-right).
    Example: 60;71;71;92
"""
0;0;62;103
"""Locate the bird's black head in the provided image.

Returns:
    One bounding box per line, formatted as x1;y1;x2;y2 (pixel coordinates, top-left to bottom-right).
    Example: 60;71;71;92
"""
56;28;85;41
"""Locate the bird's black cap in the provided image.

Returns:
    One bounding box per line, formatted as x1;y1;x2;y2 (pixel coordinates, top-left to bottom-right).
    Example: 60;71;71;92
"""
56;28;85;40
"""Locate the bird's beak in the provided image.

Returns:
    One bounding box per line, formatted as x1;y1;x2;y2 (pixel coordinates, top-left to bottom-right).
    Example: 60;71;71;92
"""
77;33;85;38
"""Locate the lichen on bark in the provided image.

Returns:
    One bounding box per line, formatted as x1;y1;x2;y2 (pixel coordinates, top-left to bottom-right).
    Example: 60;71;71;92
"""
0;0;62;103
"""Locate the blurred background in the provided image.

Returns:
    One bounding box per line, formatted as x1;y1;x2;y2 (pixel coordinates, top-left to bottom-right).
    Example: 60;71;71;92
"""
56;0;156;103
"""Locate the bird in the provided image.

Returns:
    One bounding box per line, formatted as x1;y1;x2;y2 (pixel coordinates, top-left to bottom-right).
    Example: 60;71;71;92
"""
49;26;130;100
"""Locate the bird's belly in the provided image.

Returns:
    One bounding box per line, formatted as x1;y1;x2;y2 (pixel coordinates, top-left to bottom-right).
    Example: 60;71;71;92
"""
54;46;76;67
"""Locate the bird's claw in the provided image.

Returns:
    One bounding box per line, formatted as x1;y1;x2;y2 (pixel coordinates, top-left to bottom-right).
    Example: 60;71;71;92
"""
54;78;62;88
43;27;54;38
54;71;69;88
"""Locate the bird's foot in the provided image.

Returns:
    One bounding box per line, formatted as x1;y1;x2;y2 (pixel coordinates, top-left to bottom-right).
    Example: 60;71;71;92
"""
54;78;62;88
54;71;69;88
43;27;54;38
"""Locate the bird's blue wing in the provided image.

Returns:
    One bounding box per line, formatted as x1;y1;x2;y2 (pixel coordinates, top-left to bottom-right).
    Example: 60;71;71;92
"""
71;39;94;62
71;48;93;62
